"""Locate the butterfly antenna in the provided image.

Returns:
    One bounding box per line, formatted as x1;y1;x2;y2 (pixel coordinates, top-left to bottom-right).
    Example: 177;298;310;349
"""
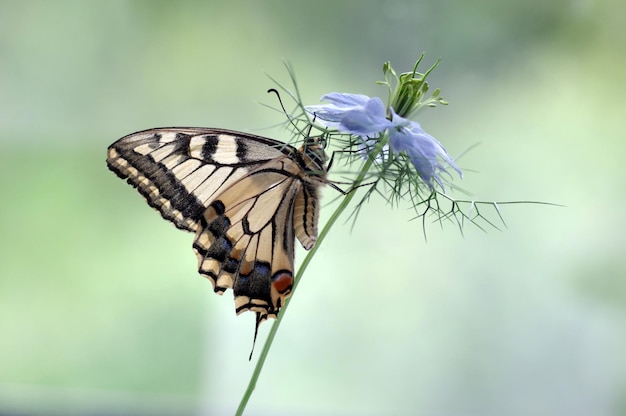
249;313;262;361
267;88;309;139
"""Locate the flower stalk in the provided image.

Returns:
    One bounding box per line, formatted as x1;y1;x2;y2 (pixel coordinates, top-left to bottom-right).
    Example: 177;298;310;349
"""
235;136;382;416
236;56;555;415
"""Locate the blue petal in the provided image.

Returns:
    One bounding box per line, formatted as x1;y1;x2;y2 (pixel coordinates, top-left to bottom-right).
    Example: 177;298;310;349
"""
320;92;371;107
305;93;372;125
304;105;346;125
306;93;392;137
339;99;394;136
389;114;461;189
363;96;388;119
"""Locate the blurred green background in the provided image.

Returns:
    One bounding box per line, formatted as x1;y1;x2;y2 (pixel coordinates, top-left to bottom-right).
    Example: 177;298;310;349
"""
1;1;625;415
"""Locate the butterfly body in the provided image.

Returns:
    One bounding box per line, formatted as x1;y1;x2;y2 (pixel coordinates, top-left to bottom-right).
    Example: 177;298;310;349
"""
107;127;327;328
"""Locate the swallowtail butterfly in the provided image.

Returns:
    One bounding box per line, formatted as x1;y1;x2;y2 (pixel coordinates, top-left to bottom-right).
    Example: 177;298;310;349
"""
107;127;327;341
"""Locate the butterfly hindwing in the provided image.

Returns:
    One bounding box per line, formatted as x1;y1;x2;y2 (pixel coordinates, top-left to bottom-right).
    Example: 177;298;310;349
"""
193;156;305;322
107;127;328;329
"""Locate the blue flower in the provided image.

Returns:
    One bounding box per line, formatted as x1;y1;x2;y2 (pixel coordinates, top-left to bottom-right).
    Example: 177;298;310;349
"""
306;93;393;136
306;92;462;189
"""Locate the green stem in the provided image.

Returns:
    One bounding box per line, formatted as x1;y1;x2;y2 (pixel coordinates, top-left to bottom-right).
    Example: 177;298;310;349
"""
235;144;380;415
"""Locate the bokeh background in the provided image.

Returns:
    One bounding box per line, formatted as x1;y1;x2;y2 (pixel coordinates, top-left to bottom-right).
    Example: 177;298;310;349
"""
1;1;624;415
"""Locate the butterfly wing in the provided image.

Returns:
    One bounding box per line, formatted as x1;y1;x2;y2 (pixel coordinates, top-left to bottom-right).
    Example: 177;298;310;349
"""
107;127;327;327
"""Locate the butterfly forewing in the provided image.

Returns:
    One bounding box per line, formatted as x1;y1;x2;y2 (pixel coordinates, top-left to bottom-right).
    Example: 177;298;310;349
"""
107;127;327;333
107;128;289;232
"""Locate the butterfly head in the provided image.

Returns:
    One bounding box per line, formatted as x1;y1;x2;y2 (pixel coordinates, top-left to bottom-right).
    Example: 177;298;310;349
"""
300;136;328;178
